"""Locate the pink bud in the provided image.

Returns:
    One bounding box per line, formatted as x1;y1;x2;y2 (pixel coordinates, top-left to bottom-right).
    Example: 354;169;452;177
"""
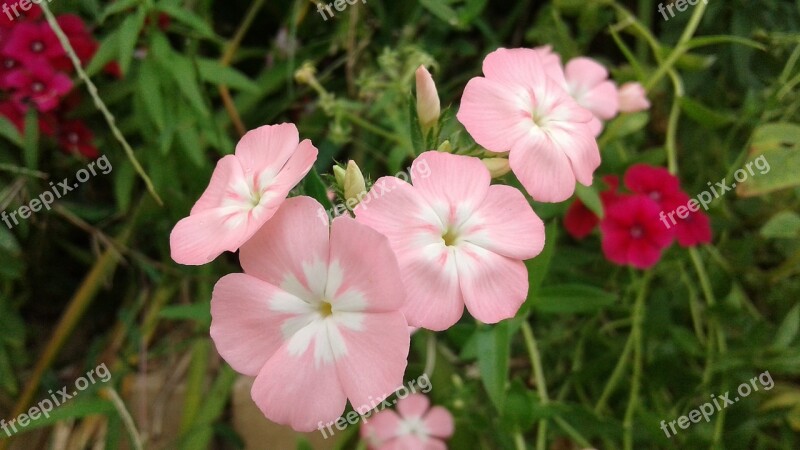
415;65;440;130
618;82;651;113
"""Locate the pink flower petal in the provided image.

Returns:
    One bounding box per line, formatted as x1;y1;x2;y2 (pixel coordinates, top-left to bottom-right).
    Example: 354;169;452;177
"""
190;155;245;215
328;216;407;312
210;273;299;376
457;76;535;152
251;342;347;432
397;393;430;419
169;207;259;265
410;151;490;220
481;48;548;90
334;312;409;410
239;196;330;296
508;131;577;203
234;123;300;174
460;184;545;260
424;406;455;438
455;243;528;324
361;409;401;445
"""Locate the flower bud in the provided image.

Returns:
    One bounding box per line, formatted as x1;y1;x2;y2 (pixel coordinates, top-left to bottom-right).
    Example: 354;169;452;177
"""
618;82;651;113
343;160;367;206
482;158;511;178
415;65;440;131
333;164;347;189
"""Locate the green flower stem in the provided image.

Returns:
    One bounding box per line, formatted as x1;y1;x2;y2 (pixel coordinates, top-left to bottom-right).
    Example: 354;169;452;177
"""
39;4;163;206
521;321;549;450
594;332;634;414
623;271;652;450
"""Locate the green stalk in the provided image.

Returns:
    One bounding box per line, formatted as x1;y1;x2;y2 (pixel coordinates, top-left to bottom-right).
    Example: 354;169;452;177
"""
623;272;652;450
521;322;549;450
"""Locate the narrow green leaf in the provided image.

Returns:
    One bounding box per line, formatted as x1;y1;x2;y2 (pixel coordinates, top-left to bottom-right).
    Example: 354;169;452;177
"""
117;8;146;75
775;304;800;349
0;116;22;148
477;321;510;411
534;284;617;314
304;168;333;211
196;59;260;93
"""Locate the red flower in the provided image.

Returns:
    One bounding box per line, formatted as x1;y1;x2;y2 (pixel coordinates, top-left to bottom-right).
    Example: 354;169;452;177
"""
600;195;674;269
58;120;97;158
2;22;63;67
661;192;713;248
0;52;19;88
5;58;73;112
624;163;686;209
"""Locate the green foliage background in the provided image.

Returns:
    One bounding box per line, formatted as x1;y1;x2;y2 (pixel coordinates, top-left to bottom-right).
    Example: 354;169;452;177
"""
0;0;799;449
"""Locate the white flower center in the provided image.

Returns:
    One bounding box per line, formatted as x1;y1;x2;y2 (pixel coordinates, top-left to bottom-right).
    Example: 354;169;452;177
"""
397;416;429;439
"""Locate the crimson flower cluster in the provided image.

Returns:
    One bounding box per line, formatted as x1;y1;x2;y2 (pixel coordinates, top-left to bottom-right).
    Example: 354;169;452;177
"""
565;164;713;269
0;0;106;158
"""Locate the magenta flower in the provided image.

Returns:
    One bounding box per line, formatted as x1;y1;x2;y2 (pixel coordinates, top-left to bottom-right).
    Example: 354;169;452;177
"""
170;123;318;265
618;82;651;113
457;48;601;202
564;57;619;136
210;197;410;432
5;59;72;112
49;15;97;72
0;0;42;28
624;164;686;210
355;151;545;331
600;195;673;269
361;394;454;449
2;22;62;66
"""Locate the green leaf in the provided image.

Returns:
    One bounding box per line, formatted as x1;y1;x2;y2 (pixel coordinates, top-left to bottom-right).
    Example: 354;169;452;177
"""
525;221;558;302
86;30;120;77
150;33;209;117
760;211;800;239
737;123;800;197
534;284;617;314
196;59;260;93
137;57;166;129
502;380;537;432
679;97;735;128
100;0;139;22
117;8;146;75
775;304;800;350
113;160;136;212
303;168;333;211
477;321;510;411
419;0;462;28
0;116;22;147
19;398;116;432
575;183;604;218
408;95;424;155
601;112;649;142
156;4;216;39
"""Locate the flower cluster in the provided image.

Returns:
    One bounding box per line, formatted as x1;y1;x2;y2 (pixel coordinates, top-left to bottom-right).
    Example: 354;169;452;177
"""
0;0;103;158
170;44;653;440
565;164;713;269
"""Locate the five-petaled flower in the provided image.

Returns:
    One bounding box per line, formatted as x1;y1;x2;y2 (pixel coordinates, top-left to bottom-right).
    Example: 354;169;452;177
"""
361;394;454;450
170;123;318;265
210;196;410;432
355;151;545;331
457;48;601;203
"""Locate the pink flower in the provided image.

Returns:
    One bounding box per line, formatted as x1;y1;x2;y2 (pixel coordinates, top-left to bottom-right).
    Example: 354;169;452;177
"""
355;151;545;331
618;82;651;113
0;100;22;131
2;22;63;67
170;123;318;265
564;57;619;136
600;195;673;269
0;53;20;88
58;120;98;158
457;48;601;203
662;192;713;248
5;59;73;112
361;394;454;450
210;196;410;432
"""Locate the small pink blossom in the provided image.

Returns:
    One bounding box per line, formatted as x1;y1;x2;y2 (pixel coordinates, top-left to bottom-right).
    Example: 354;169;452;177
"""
2;22;62;67
355;151;545;331
457;48;601;202
210;196;410;432
618;82;651;113
170;123;318;265
361;394;454;450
